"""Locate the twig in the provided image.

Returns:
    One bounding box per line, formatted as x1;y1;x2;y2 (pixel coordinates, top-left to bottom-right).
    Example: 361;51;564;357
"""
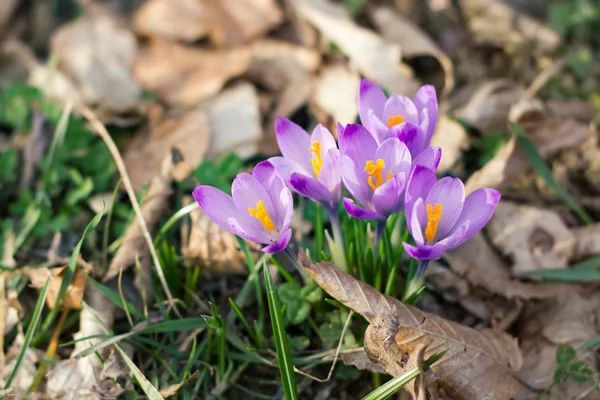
524;58;565;99
79;105;182;318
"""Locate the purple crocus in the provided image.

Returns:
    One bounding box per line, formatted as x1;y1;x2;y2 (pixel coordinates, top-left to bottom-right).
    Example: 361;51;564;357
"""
193;160;293;254
358;79;438;158
402;165;500;261
268;117;341;213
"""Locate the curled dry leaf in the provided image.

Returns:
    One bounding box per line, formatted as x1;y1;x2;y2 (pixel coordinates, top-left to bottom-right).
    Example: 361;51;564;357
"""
304;261;523;400
487;202;576;276
291;0;419;95
26;266;87;310
314;64;359;127
429;115;468;172
123;104;210;191
458;0;561;55
203;82;263;159
515;293;600;398
182;197;259;274
47;283;117;399
369;6;454;94
446;233;578;299
465;137;516;195
159;371;199;397
334;348;387;374
107;149;190;280
134;37;252;106
49;3;141;114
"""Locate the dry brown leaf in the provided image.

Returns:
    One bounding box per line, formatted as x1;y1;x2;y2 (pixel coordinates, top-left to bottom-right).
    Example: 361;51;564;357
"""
0;0;18;37
369;6;454;95
107;150;188;280
132;0;215;42
0;332;44;395
454;80;524;133
404;343;427;400
487;202;576;276
429;115;468;172
123;104;210;191
336;348;387;374
27;266;87;310
291;0;419;96
571;223;600;260
304;261;523;400
47;284;117;399
182;197;259;274
159;371;199;397
465;137;516;195
314;64;359;126
446;232;579;299
202;82;263;159
515;293;600;398
458;0;561;55
134;37;252;106
50;3;141;113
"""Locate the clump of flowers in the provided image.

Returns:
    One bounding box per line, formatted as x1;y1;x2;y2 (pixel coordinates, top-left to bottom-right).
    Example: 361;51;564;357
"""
193;78;500;298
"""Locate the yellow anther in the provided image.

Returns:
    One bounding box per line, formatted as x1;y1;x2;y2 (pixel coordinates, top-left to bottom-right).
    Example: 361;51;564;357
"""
387;115;404;128
424;203;443;242
248;200;275;232
308;141;323;178
365;159;392;191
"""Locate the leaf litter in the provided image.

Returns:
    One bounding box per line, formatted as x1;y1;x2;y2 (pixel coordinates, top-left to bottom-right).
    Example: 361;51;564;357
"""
2;0;600;398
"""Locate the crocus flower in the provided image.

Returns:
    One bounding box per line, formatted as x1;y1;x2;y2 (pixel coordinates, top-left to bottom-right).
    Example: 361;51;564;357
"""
268;117;341;212
358;79;438;158
193;161;293;253
339;123;412;221
402;165;500;261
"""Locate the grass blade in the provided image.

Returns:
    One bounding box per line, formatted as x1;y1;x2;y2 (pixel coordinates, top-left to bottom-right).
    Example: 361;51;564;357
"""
361;367;420;400
87;277;145;320
4;278;50;389
264;260;298;400
527;268;600;282
510;122;593;224
114;342;165;400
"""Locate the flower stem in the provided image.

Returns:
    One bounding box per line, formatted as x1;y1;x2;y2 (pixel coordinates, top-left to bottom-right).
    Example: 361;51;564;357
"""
404;260;430;301
374;220;386;261
327;207;348;272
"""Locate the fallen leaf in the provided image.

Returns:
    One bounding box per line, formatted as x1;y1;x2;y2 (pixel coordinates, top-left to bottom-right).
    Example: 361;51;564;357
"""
0;332;44;395
291;0;419;95
571;223;600;260
159;371;199;397
446;233;578;299
27;266;87;310
50;3;141;114
123;104;210;191
516;293;600;397
304;261;523;400
20;109;52;190
132;0;215;42
465;137;516;195
334;348;387;374
487;202;576;276
458;0;561;55
134;37;252;106
404;343;426;400
313;64;359;126
429;115;468;172
0;0;18;37
369;6;454;94
46;284;117;398
182;197;259;274
108;150;189;280
202;82;263;159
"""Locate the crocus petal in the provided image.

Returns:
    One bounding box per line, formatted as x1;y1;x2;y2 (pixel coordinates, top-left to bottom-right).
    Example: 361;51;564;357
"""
268;156;298;180
252;161;287;226
431;221;469;255
405;165;437;220
424;177;465;239
452;188;500;247
341;155;373;208
262;228;292;253
383;95;419;125
343;198;384;220
408;197;426;245
288;173;332;207
358;79;387;132
311;124;337;154
373;174;406;217
193;185;268;243
274;117;313;176
413;85;438;141
374;137;412;177
232;173;278;234
367;110;392;144
339;123;378;167
318;149;342;206
413;147;442;172
279;188;294;231
402;242;445;261
391;122;426;158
